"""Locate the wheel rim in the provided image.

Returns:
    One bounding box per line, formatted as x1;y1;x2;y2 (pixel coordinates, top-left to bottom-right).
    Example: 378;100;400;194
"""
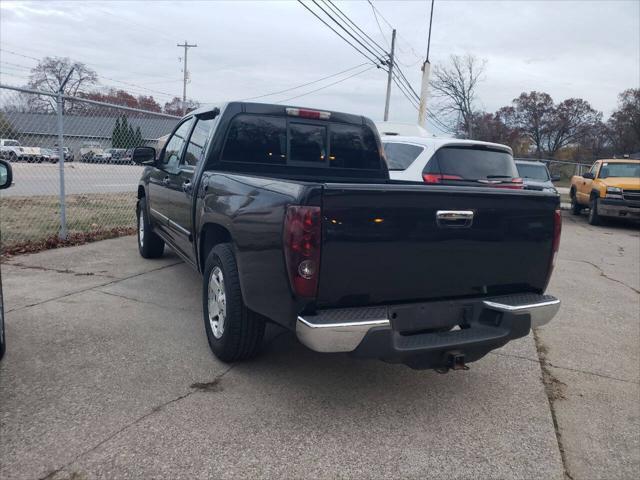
208;266;226;339
138;209;144;247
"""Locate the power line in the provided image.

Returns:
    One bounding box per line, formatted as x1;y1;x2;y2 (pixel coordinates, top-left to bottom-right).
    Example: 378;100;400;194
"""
0;47;177;98
310;0;386;63
322;0;388;57
368;0;390;49
276;65;375;103
296;0;382;66
241;62;368;101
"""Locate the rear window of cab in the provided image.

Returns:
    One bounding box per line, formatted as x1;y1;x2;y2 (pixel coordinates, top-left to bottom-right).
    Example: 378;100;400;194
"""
220;114;382;171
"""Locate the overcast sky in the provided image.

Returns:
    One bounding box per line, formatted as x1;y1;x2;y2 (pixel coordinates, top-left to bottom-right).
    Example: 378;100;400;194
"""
1;0;638;132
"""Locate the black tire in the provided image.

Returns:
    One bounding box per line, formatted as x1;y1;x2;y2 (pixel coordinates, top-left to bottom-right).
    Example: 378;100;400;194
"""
570;190;582;215
588;196;601;225
137;197;164;258
202;243;265;362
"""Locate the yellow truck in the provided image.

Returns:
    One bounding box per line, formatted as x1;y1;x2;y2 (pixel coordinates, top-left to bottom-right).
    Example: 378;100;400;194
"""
570;159;640;225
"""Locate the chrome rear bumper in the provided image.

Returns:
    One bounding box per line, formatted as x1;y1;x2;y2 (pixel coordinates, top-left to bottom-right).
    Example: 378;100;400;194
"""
296;294;560;354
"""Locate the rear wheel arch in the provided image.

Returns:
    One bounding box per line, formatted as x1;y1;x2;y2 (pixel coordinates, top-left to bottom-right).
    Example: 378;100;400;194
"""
199;223;232;272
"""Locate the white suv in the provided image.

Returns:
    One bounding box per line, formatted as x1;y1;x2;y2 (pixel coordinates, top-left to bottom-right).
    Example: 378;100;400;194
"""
382;136;523;188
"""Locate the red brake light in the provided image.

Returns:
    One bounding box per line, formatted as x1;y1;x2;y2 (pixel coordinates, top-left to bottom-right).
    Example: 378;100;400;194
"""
422;173;463;184
283;206;321;298
285;107;331;120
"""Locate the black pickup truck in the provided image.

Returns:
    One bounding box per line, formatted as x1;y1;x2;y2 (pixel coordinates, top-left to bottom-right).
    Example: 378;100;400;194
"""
133;102;561;371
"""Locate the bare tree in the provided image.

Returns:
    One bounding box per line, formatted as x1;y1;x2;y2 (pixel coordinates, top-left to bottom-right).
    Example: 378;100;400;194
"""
430;54;486;138
27;57;98;113
508;91;555;158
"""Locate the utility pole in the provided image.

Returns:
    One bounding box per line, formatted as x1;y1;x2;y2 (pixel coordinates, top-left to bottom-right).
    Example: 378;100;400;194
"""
383;29;396;121
418;0;435;128
177;40;197;115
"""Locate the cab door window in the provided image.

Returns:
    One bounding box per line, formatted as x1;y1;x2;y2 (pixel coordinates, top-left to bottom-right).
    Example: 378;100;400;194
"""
182;118;216;169
159;119;194;172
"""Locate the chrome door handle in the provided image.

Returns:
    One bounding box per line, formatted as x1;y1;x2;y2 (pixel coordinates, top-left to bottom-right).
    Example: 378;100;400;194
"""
182;180;192;192
436;210;474;228
162;176;170;186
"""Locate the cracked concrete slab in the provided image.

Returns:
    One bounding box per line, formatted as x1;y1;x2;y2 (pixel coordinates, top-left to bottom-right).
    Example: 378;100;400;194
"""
537;214;640;479
0;288;227;480
49;335;563;480
1;264;114;312
4;236;182;280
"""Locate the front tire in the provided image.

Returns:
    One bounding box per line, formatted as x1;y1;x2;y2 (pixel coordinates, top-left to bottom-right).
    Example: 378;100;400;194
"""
202;244;265;362
570;190;582;215
588;196;601;225
137;197;164;258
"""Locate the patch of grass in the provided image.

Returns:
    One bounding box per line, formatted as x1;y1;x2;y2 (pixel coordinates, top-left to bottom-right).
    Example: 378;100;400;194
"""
1;193;136;254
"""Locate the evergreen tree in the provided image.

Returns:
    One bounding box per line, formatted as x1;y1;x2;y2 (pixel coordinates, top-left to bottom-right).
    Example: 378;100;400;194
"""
121;116;130;147
134;126;143;147
127;124;135;148
112;116;121;148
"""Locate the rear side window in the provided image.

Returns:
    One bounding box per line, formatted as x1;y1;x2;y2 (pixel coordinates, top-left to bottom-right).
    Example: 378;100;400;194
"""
383;142;424;171
430;147;518;180
329;124;380;170
222;115;287;164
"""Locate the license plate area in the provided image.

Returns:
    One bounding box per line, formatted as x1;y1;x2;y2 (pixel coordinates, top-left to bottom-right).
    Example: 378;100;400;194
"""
389;301;474;334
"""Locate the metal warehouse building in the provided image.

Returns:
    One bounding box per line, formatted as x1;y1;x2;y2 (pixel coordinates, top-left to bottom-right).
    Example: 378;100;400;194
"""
2;111;179;153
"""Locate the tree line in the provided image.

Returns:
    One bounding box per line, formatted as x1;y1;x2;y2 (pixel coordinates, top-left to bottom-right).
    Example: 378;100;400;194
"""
430;54;639;161
6;56;200;117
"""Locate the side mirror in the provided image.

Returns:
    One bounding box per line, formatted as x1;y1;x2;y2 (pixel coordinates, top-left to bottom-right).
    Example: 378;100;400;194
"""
583;172;595;179
551;175;561;182
0;159;13;189
132;146;156;165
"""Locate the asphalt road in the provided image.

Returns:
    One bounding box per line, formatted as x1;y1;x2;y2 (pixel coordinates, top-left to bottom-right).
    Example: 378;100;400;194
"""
0;213;638;479
1;163;143;197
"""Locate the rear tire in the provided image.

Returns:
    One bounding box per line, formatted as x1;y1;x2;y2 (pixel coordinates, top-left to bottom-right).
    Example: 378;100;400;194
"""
588;196;601;225
137;197;164;258
202;243;265;362
570;190;582;215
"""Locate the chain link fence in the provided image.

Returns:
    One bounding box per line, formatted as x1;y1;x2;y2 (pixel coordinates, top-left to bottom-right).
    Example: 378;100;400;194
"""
0;84;179;254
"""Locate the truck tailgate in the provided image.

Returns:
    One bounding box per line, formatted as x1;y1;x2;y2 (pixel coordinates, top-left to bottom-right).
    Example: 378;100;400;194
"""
317;183;558;308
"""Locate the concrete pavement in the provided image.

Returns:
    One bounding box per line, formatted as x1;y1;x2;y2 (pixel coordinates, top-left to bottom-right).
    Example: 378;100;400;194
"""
0;213;638;479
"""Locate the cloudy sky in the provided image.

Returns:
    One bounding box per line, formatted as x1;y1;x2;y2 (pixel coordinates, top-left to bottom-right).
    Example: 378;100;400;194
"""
1;0;638;132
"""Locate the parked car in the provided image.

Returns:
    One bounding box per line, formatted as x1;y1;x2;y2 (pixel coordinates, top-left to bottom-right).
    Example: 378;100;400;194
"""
107;148;131;164
80;143;106;163
0;139;41;163
383;136;524;188
132;102;561;372
515;160;559;193
54;145;74;162
570;159;640;224
40;148;60;164
0;158;13;360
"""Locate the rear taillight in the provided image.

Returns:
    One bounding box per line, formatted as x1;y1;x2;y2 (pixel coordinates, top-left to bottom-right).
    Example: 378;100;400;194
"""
544;208;562;288
494;177;524;189
283;205;321;298
422;173;463;184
